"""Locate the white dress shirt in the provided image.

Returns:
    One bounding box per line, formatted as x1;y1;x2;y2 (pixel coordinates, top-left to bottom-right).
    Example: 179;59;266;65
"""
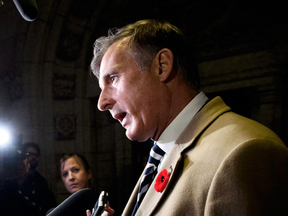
156;91;209;170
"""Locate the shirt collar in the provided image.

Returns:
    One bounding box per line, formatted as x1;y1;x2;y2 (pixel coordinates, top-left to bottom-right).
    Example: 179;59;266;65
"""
157;91;208;155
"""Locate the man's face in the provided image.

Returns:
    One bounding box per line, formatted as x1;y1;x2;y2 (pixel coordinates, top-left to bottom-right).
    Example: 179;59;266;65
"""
97;40;168;142
25;146;39;170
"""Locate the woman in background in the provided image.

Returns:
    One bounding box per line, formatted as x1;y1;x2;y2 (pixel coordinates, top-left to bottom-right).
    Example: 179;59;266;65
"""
47;153;114;216
61;153;114;216
60;153;92;194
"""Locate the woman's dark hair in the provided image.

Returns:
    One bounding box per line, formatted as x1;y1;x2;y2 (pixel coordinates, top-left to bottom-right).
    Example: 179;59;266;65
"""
60;153;91;173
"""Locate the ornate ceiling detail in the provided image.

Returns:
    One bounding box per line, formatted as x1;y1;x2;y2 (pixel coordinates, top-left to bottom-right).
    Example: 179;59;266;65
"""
53;72;76;99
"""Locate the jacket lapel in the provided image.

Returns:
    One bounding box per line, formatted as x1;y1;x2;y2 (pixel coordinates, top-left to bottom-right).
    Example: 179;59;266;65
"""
136;144;183;215
135;96;231;215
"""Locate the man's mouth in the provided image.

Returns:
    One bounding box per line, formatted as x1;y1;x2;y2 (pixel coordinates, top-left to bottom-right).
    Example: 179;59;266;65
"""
113;112;127;123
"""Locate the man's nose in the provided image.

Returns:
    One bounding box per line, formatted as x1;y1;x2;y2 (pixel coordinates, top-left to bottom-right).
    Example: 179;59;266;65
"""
97;88;114;111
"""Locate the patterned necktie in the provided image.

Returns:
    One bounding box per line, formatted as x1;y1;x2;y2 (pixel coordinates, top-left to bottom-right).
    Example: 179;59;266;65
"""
132;143;165;216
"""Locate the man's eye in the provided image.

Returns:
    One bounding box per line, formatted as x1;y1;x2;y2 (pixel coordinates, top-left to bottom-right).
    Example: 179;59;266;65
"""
110;76;116;82
62;172;68;177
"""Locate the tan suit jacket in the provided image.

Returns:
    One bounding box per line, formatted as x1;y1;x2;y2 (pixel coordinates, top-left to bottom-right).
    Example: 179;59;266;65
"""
122;96;288;216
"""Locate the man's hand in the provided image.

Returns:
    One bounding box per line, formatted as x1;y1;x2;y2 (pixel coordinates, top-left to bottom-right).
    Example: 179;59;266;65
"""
86;201;114;216
86;209;92;216
103;202;115;216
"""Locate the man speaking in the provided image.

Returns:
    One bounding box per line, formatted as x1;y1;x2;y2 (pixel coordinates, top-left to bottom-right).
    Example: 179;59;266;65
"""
89;19;288;216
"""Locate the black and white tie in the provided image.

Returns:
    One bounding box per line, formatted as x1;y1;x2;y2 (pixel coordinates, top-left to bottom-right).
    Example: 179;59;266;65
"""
131;143;165;216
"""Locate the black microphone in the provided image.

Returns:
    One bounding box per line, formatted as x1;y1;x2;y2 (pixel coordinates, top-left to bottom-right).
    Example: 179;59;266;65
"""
13;0;38;22
92;191;108;216
47;188;97;216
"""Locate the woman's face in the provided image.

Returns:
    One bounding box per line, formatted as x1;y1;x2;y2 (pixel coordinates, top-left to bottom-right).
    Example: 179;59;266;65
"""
61;157;92;193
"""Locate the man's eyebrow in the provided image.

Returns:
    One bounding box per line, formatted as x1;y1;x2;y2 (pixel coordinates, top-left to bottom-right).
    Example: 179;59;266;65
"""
98;72;108;89
99;71;118;86
100;70;112;80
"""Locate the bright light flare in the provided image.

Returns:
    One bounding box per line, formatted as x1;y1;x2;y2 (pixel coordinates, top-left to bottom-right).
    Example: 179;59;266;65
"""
0;129;11;147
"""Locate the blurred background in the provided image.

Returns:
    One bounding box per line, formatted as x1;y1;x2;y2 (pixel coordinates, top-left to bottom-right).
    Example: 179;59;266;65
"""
1;0;288;215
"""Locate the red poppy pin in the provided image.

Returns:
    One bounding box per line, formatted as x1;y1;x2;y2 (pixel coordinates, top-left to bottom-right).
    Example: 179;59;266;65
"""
154;166;173;193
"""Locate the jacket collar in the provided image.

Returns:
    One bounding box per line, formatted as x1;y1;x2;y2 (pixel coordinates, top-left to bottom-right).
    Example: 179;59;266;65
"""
136;96;231;215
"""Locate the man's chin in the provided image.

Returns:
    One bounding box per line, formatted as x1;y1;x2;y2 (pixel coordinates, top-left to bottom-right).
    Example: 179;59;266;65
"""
126;130;138;141
125;130;149;142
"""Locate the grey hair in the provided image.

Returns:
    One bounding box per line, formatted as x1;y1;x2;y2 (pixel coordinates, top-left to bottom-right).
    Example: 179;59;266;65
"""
90;19;200;90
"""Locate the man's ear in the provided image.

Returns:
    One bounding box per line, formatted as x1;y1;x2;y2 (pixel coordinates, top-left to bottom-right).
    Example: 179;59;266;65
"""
154;48;174;82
